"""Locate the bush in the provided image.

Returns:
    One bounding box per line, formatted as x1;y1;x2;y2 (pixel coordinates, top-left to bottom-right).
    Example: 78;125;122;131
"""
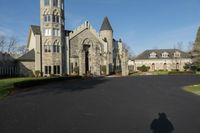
101;65;107;75
137;65;150;72
34;70;41;77
168;71;196;75
74;66;79;75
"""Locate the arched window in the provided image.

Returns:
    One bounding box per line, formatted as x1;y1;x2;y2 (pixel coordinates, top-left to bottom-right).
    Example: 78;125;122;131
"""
52;10;60;23
53;40;60;53
176;63;180;70
152;63;155;71
163;63;167;70
44;40;51;53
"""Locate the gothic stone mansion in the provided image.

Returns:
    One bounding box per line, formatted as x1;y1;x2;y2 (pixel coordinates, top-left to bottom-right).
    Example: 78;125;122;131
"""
17;0;129;77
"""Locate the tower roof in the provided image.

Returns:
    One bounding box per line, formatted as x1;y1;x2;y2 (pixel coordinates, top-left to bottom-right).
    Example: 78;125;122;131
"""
100;16;113;31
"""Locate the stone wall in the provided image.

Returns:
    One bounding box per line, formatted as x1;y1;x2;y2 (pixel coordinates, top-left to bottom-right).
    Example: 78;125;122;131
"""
134;58;192;71
19;61;35;77
69;29;107;76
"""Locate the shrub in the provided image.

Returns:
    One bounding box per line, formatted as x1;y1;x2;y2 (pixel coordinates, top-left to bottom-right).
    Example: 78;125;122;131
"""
137;65;150;72
74;66;79;75
101;65;107;75
168;71;196;75
34;70;41;77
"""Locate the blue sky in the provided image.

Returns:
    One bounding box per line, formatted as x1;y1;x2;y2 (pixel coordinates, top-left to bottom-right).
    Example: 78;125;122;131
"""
0;0;200;55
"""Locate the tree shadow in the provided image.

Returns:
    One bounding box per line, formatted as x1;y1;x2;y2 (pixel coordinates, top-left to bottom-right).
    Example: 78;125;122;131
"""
12;77;108;98
150;113;174;133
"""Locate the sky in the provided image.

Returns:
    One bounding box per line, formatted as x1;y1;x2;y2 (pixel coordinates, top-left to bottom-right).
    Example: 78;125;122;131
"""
0;0;200;55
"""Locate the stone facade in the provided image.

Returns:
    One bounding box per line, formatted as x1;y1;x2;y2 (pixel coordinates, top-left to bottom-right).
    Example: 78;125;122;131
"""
129;49;192;72
18;0;129;77
18;61;35;76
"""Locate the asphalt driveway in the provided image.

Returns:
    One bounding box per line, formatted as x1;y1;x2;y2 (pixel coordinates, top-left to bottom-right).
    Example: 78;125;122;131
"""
0;75;200;133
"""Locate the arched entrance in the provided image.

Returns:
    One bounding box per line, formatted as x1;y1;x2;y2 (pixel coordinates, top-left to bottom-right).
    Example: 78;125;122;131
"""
83;44;90;74
152;63;155;71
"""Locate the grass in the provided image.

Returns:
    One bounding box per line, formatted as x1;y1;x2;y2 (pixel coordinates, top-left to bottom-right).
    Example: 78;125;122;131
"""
184;84;200;96
196;71;200;75
0;77;45;99
152;71;169;75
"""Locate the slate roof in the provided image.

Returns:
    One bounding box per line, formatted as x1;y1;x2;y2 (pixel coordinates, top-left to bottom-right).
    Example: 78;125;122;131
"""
135;49;190;60
100;16;113;31
17;49;35;61
30;25;41;35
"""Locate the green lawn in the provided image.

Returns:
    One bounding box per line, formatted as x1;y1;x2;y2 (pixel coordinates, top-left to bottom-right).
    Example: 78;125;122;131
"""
0;77;45;99
152;71;169;75
184;84;200;96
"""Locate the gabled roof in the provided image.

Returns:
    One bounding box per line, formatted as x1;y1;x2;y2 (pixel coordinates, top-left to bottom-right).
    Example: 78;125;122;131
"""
30;25;41;35
136;49;190;60
100;16;113;31
17;49;35;61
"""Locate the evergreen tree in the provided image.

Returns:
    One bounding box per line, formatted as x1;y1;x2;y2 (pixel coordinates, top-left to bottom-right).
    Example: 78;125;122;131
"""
191;27;200;70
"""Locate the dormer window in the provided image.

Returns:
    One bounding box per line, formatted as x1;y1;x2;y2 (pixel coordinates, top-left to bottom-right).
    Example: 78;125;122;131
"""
150;52;157;58
174;51;181;58
162;52;169;58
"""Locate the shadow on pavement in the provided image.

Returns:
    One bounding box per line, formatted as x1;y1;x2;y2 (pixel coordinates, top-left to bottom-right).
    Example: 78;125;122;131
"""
11;77;108;98
150;113;174;133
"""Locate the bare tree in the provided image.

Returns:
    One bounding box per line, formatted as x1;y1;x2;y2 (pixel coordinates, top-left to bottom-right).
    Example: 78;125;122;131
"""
124;43;135;59
17;45;27;55
187;41;194;52
0;35;6;52
7;36;18;53
175;42;183;50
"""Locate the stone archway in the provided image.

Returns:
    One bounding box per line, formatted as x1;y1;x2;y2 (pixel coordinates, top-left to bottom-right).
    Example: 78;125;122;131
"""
83;44;90;74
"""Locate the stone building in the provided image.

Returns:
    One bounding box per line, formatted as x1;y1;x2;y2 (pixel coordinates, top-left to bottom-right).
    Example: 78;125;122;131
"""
18;0;129;77
130;49;191;72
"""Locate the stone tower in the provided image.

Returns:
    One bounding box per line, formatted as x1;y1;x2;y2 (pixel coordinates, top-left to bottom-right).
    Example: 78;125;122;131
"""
100;16;113;74
40;0;65;76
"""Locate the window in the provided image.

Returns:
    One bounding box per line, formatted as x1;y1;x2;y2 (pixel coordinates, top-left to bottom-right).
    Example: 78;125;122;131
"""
162;52;169;58
152;63;155;71
44;15;51;22
176;63;180;70
53;15;59;23
174;51;181;58
44;0;49;6
53;45;60;53
53;29;60;36
44;45;51;53
163;63;167;70
44;29;52;36
53;0;58;7
45;66;48;74
53;65;60;74
48;66;51;74
150;52;157;58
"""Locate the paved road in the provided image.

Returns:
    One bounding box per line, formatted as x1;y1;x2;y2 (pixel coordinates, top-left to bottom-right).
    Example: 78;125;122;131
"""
1;75;200;133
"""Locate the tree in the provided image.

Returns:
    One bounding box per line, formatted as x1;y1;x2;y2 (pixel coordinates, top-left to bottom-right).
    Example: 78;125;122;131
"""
0;35;6;52
124;43;135;59
176;42;183;50
17;45;27;55
191;27;200;70
7;36;18;53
